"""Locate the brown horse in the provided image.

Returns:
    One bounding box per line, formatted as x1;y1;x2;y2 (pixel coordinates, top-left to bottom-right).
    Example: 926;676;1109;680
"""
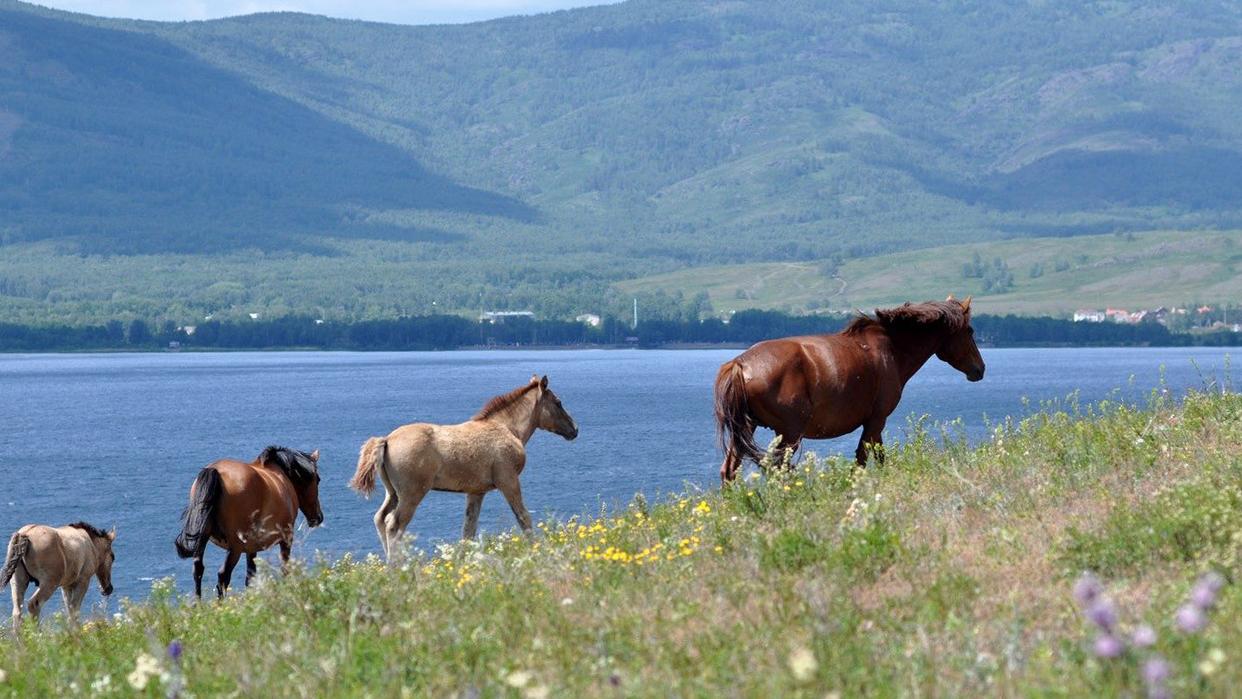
174;446;324;598
715;297;985;481
2;521;115;629
350;375;578;558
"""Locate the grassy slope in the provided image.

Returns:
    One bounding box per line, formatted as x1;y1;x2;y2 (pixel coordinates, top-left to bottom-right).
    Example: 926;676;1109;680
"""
617;229;1242;316
2;391;1240;696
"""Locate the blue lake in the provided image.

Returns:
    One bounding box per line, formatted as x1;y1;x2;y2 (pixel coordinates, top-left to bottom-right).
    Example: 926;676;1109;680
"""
0;347;1234;611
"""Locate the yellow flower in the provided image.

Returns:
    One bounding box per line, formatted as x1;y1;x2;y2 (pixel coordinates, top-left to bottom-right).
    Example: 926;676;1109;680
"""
788;647;818;682
693;500;711;515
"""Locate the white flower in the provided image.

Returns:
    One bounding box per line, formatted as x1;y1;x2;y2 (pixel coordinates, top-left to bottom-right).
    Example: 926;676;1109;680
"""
524;685;550;699
560;597;574;606
126;653;162;690
787;646;818;682
0;668;7;684
505;670;532;688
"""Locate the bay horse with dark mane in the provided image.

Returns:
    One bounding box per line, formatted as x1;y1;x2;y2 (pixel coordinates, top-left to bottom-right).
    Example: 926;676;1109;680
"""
174;446;323;598
715;297;985;481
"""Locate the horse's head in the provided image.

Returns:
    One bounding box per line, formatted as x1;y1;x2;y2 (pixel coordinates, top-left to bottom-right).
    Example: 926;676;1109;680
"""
936;296;985;382
293;449;325;528
533;375;578;440
95;528;116;596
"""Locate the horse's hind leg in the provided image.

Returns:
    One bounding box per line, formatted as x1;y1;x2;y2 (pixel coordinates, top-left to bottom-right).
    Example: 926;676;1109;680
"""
10;569;29;631
855;417;886;466
776;433;803;469
462;493;484;539
25;581;56;626
216;549;241;599
245;554;257;587
373;489;397;558
384;481;431;560
720;448;742;483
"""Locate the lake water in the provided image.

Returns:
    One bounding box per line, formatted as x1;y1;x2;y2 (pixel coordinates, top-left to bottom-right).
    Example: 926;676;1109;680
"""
0;347;1234;611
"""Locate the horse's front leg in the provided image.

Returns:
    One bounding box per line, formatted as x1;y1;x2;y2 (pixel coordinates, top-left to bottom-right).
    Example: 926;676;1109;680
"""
63;581;89;627
496;477;533;535
279;541;292;572
216;549;241;599
462;493;485;540
245;553;257;587
855;418;886;466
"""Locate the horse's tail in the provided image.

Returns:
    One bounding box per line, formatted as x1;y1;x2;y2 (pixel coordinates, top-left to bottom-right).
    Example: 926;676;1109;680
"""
715;359;763;465
0;531;30;588
350;437;387;497
175;467;222;559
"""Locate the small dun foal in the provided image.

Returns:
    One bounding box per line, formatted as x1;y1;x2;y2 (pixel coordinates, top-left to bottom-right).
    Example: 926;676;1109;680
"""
351;375;578;558
2;522;115;629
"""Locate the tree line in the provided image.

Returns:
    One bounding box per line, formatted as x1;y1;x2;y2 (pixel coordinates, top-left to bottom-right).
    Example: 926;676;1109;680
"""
0;311;1237;352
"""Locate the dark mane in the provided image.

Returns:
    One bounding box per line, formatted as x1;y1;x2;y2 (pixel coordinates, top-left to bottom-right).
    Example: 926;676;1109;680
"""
845;301;969;335
473;383;537;420
258;445;318;483
67;521;109;539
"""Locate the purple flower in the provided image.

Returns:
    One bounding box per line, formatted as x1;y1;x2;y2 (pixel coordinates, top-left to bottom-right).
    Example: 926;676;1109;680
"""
1190;583;1217;611
167;640;183;662
1131;624;1157;648
1175;603;1207;633
1200;570;1227;594
1141;656;1170;684
1092;633;1125;659
1086;598;1118;632
1074;573;1104;607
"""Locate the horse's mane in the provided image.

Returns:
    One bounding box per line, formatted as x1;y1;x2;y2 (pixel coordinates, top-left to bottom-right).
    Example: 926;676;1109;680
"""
66;521;109;540
258;445;318;483
473;383;538;420
844;301;969;336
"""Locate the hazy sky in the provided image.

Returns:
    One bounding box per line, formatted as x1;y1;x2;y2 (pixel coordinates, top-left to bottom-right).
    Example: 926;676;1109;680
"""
32;1;623;24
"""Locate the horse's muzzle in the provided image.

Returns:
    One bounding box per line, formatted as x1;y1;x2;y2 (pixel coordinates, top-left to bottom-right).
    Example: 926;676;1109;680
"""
967;366;986;382
308;514;324;527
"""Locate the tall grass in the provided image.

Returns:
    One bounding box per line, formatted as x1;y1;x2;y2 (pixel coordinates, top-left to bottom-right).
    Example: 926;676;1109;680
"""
1;390;1239;697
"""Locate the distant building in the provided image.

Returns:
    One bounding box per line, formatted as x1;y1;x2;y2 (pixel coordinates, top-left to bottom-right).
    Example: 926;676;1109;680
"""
1073;309;1106;322
248;312;261;320
179;325;197;336
480;311;535;324
575;313;601;327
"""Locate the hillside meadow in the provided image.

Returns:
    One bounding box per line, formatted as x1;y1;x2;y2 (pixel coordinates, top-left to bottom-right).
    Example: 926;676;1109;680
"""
0;389;1239;696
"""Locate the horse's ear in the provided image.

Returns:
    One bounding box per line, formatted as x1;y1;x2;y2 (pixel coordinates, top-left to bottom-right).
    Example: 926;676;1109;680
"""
540;375;549;391
310;449;320;462
962;296;972;313
530;374;540;385
107;528;116;541
946;294;955;302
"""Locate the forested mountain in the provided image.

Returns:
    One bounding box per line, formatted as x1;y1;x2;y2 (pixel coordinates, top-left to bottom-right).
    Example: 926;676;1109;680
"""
2;0;1242;322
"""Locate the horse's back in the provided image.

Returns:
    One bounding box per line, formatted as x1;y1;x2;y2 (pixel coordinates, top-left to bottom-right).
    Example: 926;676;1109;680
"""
385;419;523;493
206;459;298;551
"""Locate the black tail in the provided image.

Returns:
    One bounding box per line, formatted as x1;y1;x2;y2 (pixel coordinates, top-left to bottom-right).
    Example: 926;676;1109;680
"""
715;359;763;465
175;468;222;559
0;532;30;588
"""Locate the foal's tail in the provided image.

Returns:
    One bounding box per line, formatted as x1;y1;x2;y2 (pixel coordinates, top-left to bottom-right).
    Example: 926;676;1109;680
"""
350;437;387;497
174;467;222;559
715;359;763;465
0;532;30;588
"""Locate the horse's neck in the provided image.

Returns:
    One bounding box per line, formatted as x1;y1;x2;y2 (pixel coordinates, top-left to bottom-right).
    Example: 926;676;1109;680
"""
883;328;940;385
486;392;540;443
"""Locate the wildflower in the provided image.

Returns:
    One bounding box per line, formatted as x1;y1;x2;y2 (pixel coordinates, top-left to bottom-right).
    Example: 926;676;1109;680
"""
0;668;6;683
1175;604;1207;633
1073;573;1103;607
126;653;162;690
167;640;183;662
1142;656;1170;699
1092;634;1124;659
1131;625;1157;648
693;500;711;516
90;675;111;693
560;597;574;606
1198;656;1219;677
1085;599;1118;632
787;646;817;682
1189;572;1224;610
524;685;550;699
505;670;532;688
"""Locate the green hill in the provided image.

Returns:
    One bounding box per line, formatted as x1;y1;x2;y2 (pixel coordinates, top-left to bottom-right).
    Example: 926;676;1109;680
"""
2;0;1242;322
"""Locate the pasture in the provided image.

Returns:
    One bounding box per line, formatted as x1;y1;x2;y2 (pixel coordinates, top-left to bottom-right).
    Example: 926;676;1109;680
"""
1;389;1238;696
